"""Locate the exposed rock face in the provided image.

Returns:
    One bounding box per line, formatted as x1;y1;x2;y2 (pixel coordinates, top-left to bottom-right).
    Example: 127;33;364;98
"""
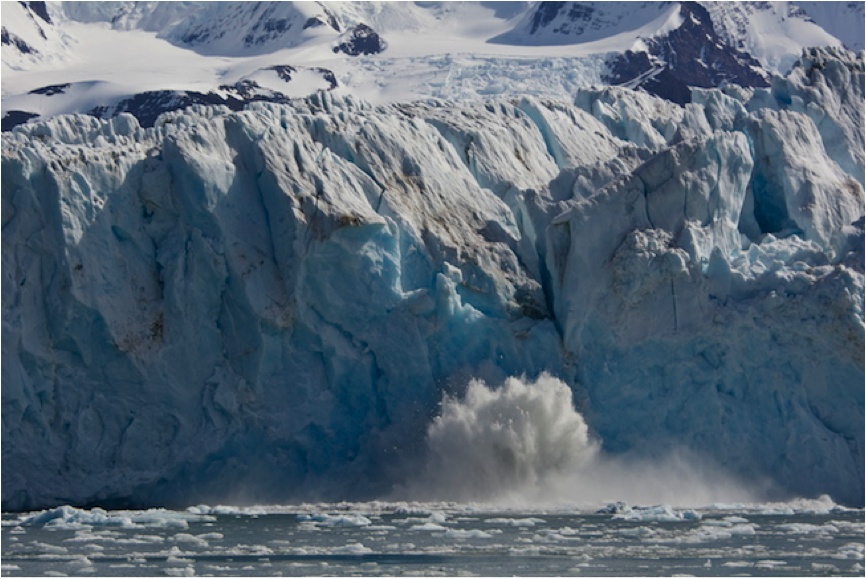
333;23;386;56
604;2;770;105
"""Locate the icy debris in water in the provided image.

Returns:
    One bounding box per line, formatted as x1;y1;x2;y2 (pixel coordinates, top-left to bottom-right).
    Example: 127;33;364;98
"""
596;502;630;514
833;542;865;560
410;522;449;532
297;513;372;527
484;517;546;526
332;542;373;555
442;529;494;539
19;506;213;530
612;504;701;522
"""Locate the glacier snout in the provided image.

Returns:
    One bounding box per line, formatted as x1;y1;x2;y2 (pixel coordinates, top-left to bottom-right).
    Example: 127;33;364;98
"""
2;50;864;509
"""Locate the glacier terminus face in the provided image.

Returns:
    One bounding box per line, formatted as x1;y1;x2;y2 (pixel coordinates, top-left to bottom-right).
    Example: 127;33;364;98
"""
1;46;864;511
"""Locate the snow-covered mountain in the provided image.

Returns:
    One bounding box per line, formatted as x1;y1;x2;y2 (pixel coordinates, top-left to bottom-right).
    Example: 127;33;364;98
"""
2;1;864;128
2;44;863;510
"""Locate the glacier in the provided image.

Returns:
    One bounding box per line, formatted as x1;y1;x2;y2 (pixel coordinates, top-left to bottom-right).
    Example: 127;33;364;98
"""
2;47;863;510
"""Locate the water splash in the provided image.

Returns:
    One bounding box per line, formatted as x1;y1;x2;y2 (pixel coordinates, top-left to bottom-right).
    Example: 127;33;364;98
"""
405;373;761;507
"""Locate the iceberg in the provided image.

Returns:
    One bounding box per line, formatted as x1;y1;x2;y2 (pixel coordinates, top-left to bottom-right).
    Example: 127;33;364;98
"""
2;48;863;510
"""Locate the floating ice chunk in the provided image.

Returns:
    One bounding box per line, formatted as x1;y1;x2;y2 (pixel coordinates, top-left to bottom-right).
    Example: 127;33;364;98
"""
442;529;493;539
701;520;734;528
749;495;841;515
65;555;93;569
409;522;448;532
827;521;865;536
19;506;212;530
297;513;372;527
484;517;546;526
165;556;188;565
164;567;195;577
426;511;449;524
186;505;268;516
777;523;839;534
720;523;759;537
596;502;630;514
755;560;786;569
332;542;373;555
223;544;274;557
612;505;701;522
115;535;166;545
615;526;657;537
171;533;209;547
833;543;865;560
21;507;135;529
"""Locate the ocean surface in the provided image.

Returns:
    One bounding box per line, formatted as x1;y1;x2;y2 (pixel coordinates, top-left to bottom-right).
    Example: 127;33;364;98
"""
2;500;863;576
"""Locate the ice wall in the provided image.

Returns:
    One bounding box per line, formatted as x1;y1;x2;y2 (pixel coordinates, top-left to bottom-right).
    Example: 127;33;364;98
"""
2;48;863;510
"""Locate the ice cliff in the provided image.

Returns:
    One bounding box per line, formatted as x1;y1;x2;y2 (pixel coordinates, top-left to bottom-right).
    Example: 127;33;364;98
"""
2;47;864;510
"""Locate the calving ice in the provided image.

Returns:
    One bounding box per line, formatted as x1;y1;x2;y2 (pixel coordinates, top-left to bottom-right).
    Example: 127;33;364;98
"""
1;0;863;517
3;43;862;511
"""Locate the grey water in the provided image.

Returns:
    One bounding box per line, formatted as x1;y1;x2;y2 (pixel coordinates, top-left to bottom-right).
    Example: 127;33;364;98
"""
2;504;863;576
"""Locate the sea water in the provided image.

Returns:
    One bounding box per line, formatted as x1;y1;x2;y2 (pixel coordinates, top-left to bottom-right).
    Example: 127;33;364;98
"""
2;501;863;576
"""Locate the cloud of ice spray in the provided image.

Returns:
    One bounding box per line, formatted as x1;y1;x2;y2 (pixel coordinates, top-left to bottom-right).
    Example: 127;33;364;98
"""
406;373;762;507
412;373;598;501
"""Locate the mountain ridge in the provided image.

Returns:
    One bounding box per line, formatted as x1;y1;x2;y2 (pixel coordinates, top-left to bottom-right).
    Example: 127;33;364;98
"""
2;1;863;129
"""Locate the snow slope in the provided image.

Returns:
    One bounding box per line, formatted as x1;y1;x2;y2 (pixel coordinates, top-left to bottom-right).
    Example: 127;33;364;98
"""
490;1;683;46
704;1;853;74
0;1;72;71
2;48;863;510
796;1;866;52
